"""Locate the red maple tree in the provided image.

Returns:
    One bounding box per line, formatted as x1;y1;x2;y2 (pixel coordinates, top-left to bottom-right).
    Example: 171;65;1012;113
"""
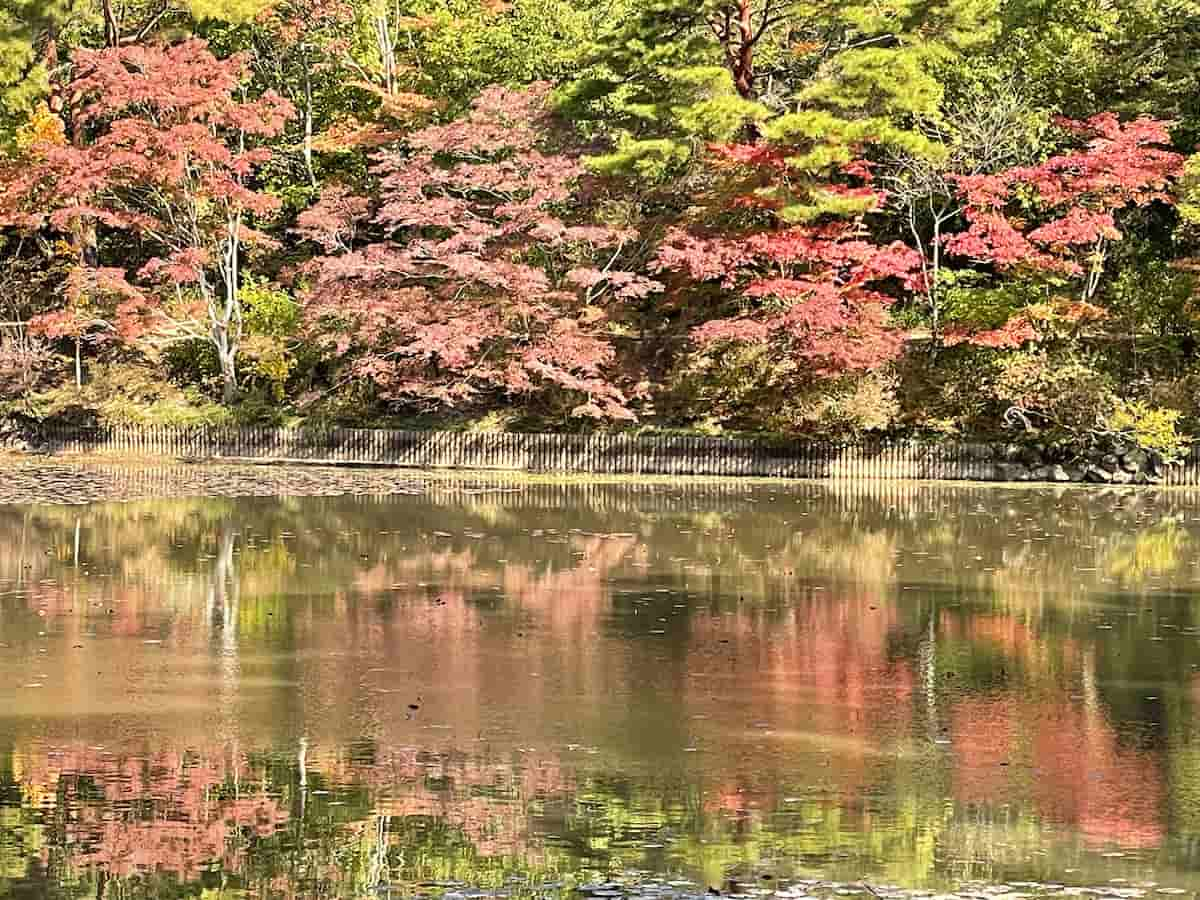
651;148;923;377
0;40;294;401
300;83;659;420
942;114;1184;348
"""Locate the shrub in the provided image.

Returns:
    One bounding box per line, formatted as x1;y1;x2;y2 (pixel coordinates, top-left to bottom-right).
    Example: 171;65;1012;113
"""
1147;370;1200;430
893;345;1004;438
664;343;902;438
781;371;902;437
989;350;1115;445
240;334;296;403
0;334;57;403
1106;399;1189;462
24;362;230;426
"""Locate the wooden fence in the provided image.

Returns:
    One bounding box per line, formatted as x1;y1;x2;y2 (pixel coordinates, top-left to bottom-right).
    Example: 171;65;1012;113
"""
20;423;1200;485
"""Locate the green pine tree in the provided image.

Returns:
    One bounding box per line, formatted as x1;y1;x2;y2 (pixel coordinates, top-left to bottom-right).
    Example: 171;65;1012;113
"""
0;0;79;145
766;0;1000;220
557;0;775;181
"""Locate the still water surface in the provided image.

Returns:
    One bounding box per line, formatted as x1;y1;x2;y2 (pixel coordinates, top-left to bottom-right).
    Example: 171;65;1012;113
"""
2;466;1200;897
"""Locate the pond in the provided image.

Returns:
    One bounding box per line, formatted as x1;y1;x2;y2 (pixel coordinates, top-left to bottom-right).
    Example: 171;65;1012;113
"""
2;463;1200;899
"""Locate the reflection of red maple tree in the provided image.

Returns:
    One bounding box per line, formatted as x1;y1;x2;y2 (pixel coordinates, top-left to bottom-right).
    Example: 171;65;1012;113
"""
355;749;573;859
683;593;915;809
950;696;1020;806
21;745;289;879
1030;699;1165;849
951;696;1166;850
944;611;1165;849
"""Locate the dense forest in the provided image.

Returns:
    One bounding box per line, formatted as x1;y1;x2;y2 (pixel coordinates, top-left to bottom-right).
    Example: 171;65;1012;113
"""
2;0;1200;456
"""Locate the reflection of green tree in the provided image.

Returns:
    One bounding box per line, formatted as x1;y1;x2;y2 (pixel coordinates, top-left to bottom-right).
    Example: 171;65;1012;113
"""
0;744;39;891
1164;683;1200;848
568;792;939;887
1168;745;1200;838
6;482;1200;625
378;816;567;887
548;775;952;888
1103;520;1190;583
0;801;41;887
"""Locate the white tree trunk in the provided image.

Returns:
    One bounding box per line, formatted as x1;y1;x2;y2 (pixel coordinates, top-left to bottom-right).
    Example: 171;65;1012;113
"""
303;48;317;186
375;14;396;95
217;333;239;404
212;212;244;405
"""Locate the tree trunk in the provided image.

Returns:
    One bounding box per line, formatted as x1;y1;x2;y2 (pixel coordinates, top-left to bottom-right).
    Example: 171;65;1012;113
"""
210;286;240;404
906;205;939;358
216;332;239;404
930;216;942;354
302;47;317;187
733;0;755;98
68;67;100;388
214;213;244;405
1084;236;1106;302
100;0;120;48
375;15;396;95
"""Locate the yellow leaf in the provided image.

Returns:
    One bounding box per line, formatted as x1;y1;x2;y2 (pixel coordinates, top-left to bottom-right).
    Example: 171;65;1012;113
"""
14;102;66;154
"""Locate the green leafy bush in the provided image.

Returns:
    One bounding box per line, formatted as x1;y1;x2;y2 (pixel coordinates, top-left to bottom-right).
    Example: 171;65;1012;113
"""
1106;399;1189;462
990;350;1115;445
665;343;902;438
23;362;230;427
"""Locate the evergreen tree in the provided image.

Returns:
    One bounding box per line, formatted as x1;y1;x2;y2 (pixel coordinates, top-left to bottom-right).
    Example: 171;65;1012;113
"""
764;0;1000;221
558;0;780;180
0;0;79;143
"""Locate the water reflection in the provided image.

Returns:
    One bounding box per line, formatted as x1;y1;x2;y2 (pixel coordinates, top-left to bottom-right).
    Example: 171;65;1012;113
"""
2;474;1200;896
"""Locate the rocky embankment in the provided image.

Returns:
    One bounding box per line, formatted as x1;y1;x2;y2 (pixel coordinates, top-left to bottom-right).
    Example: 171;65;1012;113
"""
0;415;39;454
982;442;1172;484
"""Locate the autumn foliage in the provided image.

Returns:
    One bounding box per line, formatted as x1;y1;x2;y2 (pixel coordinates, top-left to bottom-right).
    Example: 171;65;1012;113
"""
651;144;922;377
942;115;1185;349
948;115;1183;277
301;84;658;420
1;39;294;400
1;1;1198;445
654;220;921;374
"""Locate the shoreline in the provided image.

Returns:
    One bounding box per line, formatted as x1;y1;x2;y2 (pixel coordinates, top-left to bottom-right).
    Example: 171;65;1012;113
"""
3;455;1200;509
2;422;1194;486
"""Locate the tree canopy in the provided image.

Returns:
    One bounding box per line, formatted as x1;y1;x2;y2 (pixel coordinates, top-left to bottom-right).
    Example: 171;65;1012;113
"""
2;0;1200;456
